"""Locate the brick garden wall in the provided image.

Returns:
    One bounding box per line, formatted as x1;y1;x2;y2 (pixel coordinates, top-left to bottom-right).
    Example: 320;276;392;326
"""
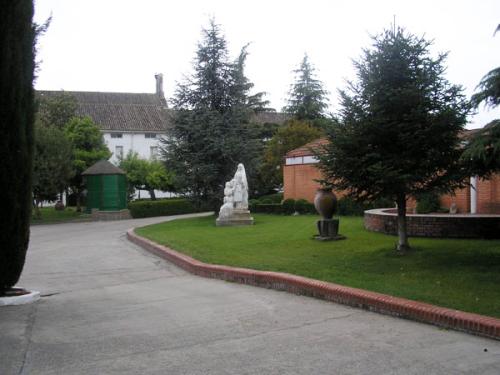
364;209;500;239
284;161;500;214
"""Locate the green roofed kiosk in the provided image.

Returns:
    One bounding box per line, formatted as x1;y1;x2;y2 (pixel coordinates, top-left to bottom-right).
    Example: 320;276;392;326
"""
82;160;131;220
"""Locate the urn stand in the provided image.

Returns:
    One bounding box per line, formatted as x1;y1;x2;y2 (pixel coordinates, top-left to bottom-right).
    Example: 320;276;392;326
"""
313;188;345;241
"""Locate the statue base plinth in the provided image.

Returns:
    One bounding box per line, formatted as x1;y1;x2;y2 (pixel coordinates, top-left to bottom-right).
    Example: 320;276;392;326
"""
314;218;346;241
216;209;254;226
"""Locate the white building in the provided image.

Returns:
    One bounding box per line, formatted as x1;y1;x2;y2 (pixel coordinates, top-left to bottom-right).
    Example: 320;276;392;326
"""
39;74;171;198
38;74;288;200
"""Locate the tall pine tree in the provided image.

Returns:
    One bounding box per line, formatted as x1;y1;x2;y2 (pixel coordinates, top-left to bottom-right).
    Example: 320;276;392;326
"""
317;28;470;253
162;20;266;207
0;1;36;292
283;54;329;121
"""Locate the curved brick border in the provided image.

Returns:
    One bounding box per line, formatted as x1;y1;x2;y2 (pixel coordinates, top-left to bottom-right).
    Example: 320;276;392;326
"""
365;208;500;238
127;228;500;340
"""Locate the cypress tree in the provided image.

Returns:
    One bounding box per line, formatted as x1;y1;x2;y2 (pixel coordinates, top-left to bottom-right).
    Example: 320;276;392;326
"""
283;54;329;121
0;1;36;292
162;20;266;208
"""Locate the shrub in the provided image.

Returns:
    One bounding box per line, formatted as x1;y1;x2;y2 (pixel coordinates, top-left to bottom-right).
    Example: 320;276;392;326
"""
252;203;283;214
282;199;296;215
337;197;366;216
416;192;441;214
256;193;283;204
248;199;259;211
337;196;395;216
294;199;316;214
258;197;274;204
128;198;198;218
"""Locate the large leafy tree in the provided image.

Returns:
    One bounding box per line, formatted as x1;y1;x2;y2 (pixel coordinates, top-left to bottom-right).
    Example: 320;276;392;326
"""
33;124;74;217
162;20;266;208
0;1;35;292
317;28;470;253
283;54;329;121
260;119;323;189
119;151;174;200
65;117;111;211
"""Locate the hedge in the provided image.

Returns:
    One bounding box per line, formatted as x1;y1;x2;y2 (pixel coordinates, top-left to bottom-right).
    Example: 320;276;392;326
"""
128;198;198;218
250;198;316;215
416;192;441;214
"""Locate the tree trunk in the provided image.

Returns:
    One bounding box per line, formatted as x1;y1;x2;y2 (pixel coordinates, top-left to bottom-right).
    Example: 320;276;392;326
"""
396;194;410;253
149;189;156;200
34;199;41;219
76;191;81;212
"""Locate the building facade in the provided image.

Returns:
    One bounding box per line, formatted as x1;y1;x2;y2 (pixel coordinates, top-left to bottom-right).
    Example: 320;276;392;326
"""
283;136;500;214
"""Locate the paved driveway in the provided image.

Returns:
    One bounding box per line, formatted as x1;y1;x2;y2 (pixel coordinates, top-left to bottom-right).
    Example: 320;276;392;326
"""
1;214;499;374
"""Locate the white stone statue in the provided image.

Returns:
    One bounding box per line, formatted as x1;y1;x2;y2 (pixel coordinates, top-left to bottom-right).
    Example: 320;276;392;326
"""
216;163;253;226
233;163;248;209
218;180;235;219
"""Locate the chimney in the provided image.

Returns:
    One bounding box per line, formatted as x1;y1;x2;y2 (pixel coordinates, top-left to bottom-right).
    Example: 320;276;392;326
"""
154;73;164;97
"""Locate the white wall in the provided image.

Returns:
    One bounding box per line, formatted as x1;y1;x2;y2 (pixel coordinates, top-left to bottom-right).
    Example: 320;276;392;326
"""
103;132;164;164
103;131;172;199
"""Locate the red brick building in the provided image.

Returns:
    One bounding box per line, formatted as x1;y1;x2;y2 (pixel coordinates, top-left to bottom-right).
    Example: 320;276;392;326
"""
283;137;500;214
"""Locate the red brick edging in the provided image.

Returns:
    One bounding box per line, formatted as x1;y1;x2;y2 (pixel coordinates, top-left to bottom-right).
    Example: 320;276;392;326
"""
127;229;500;341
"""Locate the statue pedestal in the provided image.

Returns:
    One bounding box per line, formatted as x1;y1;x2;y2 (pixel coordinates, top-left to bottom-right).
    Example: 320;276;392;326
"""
216;209;254;227
314;219;346;241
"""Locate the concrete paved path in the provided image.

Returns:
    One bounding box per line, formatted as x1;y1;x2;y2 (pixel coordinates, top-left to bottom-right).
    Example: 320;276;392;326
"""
1;214;499;375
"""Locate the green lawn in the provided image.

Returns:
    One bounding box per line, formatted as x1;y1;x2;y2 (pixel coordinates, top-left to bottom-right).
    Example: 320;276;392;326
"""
136;214;500;318
31;206;91;224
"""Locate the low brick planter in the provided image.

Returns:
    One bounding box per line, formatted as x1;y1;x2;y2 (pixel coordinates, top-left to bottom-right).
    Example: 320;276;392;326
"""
364;208;500;238
127;229;500;340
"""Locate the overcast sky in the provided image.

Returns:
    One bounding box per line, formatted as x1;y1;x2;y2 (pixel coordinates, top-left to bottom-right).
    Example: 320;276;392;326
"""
34;0;500;129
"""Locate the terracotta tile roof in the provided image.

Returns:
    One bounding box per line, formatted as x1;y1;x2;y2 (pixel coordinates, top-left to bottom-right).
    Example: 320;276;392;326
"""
37;91;289;132
37;90;170;132
286;138;329;157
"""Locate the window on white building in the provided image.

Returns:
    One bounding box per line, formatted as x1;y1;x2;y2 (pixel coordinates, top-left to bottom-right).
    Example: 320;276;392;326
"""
150;146;158;160
115;146;123;160
111;133;123;138
145;133;157;138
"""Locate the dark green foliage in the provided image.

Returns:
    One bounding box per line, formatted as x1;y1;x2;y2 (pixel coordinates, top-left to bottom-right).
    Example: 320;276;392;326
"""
337;196;394;216
465;27;500;178
36;91;77;128
294;199;316;214
162;20;266;209
316;28;470;251
251;203;284;214
337;197;366;216
416;192;441;214
128;199;198;218
283;54;329;121
33;124;74;217
256;192;283;203
282;199;296;215
471;67;500;109
250;196;315;215
0;1;35;291
462;120;500;178
260;119;323;189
